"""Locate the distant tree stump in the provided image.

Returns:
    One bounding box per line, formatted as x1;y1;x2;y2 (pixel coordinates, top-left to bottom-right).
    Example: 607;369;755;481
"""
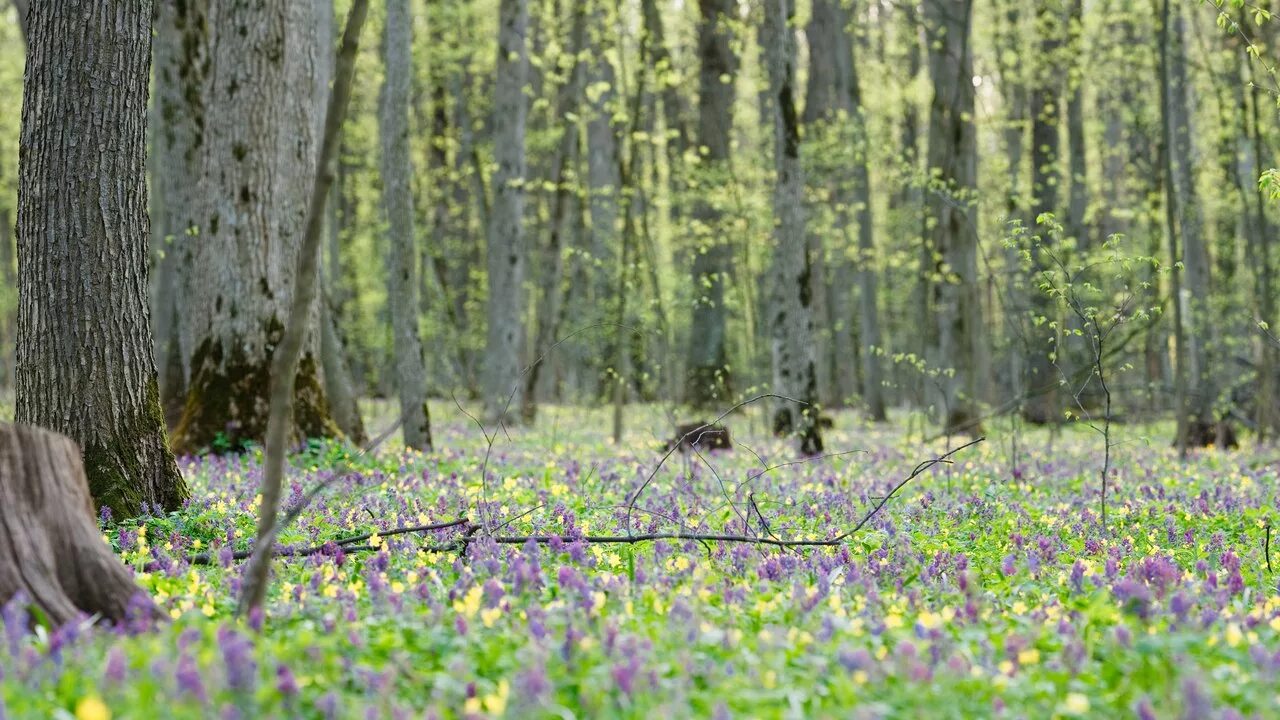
664;421;733;453
0;423;152;626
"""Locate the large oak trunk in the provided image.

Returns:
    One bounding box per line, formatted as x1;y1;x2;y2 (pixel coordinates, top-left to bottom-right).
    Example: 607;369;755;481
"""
0;423;151;626
171;0;341;454
16;0;187;516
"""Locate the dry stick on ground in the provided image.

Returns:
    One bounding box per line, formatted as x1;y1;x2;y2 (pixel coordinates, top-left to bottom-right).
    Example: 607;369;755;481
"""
237;0;370;618
425;437;985;553
180;518;467;567
180;437;983;569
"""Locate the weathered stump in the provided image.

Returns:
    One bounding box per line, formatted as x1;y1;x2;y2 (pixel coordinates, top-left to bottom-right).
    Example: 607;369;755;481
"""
0;422;151;626
664;421;733;453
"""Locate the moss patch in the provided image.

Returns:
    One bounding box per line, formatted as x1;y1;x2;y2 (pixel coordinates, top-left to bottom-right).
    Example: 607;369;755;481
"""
171;319;342;456
83;377;188;519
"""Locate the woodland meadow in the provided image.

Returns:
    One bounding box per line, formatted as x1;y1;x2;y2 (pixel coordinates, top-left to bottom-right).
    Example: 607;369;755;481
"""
2;0;1280;717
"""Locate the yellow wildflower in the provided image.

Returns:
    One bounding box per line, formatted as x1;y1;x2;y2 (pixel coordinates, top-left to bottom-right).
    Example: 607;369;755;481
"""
1062;693;1090;715
75;696;110;720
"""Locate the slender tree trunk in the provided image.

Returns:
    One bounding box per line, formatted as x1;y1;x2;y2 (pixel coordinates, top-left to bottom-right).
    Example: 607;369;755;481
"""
685;0;739;407
895;6;928;408
1247;62;1279;440
1065;0;1088;249
380;0;432;450
320;289;366;445
1164;2;1214;443
923;0;984;436
523;4;588;421
847;9;887;422
1159;0;1188;455
763;0;823;454
995;0;1027;419
16;0;187;517
1023;0;1064;425
172;0;340;454
483;0;530;424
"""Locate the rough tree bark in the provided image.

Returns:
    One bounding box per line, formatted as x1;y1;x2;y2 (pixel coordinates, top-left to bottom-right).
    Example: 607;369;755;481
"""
0;423;154;626
16;0;187;517
172;0;341;454
685;0;739;407
763;0;823;455
380;0;432;450
483;0;530;424
923;0;985;436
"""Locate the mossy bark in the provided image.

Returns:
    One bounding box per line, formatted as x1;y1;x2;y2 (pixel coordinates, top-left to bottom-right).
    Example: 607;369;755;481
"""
15;0;188;518
172;322;341;455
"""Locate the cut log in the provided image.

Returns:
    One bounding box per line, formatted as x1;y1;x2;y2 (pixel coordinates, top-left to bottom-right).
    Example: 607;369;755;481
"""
0;422;152;626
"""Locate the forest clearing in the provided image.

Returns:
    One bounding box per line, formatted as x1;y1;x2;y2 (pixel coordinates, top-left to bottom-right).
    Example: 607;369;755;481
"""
1;0;1280;717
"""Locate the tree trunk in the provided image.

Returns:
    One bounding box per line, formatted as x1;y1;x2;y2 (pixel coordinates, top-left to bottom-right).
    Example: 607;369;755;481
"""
1165;2;1215;443
320;289;367;445
172;0;340;454
585;1;623;401
16;0;187;517
1022;0;1064;425
523;4;588;421
803;0;850;409
763;0;823;455
1246;63;1279;439
483;0;530;424
152;0;210;428
846;5;887;422
380;0;432;450
923;0;984;437
0;423;154;626
1159;0;1188;454
994;0;1027;419
685;0;739;407
1065;0;1088;249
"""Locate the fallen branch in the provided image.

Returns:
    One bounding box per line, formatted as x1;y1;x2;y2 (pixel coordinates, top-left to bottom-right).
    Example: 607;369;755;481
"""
171;518;469;568
151;436;983;570
434;437;985;553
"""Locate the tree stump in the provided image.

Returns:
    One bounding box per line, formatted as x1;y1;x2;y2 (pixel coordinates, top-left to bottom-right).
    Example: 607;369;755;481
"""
0;422;152;626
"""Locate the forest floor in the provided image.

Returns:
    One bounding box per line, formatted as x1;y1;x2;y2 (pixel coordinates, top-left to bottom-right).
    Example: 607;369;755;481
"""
2;402;1279;718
